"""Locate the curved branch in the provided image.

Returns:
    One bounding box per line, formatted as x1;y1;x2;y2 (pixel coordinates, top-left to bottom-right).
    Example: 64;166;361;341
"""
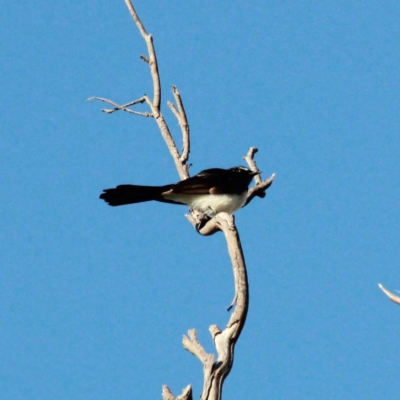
378;283;400;305
182;213;248;400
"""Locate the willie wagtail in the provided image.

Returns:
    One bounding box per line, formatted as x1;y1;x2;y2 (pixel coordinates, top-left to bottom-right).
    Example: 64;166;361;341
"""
99;166;259;216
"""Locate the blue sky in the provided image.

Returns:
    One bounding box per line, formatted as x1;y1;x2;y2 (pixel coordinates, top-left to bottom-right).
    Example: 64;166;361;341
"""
2;1;400;399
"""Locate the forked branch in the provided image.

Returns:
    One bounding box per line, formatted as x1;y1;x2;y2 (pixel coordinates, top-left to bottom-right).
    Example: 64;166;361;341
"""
183;213;249;400
88;0;190;179
91;2;273;399
243;147;275;207
124;0;161;109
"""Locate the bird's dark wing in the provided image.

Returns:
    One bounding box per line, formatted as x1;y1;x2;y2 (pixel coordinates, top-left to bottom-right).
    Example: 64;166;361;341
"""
164;168;239;195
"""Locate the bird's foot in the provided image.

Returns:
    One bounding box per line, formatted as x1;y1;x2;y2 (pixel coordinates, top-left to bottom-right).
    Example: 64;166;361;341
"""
190;209;211;233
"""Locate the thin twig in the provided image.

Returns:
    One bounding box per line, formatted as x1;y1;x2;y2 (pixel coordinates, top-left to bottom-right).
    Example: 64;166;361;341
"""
124;0;161;108
244;147;262;184
168;102;181;122
87;96;152;116
245;173;275;206
378;283;400;305
171;85;190;163
243;146;275;205
167;98;190;164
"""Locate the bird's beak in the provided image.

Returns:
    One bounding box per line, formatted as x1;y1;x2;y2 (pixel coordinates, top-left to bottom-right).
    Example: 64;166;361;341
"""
250;170;261;176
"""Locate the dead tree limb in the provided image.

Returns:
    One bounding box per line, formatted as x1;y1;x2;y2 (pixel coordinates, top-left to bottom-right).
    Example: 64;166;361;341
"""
88;0;189;180
183;213;249;400
378;283;400;305
91;2;274;399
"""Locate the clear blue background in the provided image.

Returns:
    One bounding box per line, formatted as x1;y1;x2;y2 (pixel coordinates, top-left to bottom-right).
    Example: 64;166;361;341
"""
1;1;400;399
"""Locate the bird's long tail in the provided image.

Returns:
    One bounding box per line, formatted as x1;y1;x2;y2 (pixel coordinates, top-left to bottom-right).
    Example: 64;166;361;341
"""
99;184;172;206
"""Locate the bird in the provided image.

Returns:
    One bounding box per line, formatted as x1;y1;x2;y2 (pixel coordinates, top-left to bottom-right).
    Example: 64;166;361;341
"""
99;166;259;216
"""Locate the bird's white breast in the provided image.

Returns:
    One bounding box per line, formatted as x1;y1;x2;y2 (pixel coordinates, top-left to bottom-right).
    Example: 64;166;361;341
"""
167;192;248;216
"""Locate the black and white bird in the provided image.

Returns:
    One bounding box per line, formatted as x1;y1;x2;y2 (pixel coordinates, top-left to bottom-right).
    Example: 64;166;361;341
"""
99;166;259;216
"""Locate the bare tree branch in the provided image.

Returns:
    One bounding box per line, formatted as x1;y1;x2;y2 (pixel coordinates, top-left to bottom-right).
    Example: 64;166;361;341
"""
243;147;275;206
123;0;192;179
168;85;190;163
92;3;274;399
245;173;275;206
89;0;190;179
162;384;193;400
378;283;400;305
87;96;151;116
124;0;161;109
244;147;262;184
181;213;249;400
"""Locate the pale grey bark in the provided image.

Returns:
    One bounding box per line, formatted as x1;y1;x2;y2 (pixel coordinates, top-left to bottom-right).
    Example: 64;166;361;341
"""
90;2;274;399
378;284;400;305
